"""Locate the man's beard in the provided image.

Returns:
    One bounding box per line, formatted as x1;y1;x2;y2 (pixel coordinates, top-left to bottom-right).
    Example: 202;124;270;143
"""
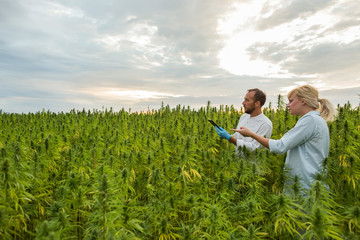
245;106;255;114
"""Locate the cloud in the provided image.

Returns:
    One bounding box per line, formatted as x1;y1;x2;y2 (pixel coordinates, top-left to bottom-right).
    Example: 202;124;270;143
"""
0;0;359;113
247;39;360;87
257;0;335;30
218;0;360;94
285;40;360;74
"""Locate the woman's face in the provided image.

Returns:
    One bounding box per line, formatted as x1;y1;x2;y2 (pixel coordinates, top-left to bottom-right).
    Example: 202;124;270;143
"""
286;93;304;115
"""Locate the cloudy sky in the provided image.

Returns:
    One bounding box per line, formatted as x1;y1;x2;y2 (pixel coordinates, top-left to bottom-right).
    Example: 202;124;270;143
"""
1;0;359;113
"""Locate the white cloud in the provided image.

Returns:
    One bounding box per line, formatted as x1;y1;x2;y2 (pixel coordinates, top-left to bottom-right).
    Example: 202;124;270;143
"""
181;55;193;65
217;0;360;82
95;22;159;50
48;2;84;18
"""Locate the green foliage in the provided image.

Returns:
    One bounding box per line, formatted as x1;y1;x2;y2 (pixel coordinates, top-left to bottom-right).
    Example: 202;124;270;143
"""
0;103;359;239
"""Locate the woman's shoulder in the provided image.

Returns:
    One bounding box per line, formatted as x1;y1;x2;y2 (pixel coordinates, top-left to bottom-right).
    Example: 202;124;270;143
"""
294;112;319;128
297;111;326;129
300;111;321;121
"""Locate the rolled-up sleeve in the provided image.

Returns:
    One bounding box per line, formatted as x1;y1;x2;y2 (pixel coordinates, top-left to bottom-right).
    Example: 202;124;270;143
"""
269;115;316;155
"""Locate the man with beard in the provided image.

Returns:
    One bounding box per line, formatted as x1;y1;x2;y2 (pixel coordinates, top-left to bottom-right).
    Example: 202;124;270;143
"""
215;88;273;151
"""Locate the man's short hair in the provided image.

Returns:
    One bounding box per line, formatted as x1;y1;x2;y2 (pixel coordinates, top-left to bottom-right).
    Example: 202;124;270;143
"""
248;88;266;106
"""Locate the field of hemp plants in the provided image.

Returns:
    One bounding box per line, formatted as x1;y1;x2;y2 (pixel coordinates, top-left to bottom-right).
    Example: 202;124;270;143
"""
0;100;359;239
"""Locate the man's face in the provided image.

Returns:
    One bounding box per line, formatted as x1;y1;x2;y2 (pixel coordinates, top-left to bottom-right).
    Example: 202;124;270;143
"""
242;91;257;114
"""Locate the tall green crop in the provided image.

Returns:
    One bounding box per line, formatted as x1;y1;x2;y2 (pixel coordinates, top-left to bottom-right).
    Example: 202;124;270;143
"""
0;103;359;239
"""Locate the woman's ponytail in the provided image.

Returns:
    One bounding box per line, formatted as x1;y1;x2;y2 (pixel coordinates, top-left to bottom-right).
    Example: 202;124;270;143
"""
319;98;336;122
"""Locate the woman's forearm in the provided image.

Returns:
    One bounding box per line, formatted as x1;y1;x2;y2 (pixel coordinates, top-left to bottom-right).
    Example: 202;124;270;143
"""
250;132;270;149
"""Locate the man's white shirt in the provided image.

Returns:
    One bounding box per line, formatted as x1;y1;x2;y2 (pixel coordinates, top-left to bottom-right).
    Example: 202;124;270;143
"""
232;113;273;151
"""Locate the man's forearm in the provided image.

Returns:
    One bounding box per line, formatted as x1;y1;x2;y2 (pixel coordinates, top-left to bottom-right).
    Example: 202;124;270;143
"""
229;136;237;145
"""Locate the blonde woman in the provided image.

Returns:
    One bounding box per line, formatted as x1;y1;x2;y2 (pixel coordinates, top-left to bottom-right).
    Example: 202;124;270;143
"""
232;85;336;191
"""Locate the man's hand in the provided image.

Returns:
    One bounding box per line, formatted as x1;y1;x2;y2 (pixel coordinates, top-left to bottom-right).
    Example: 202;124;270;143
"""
215;126;231;140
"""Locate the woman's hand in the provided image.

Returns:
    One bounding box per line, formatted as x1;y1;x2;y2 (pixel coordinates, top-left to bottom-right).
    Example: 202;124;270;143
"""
231;127;253;137
231;127;270;149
